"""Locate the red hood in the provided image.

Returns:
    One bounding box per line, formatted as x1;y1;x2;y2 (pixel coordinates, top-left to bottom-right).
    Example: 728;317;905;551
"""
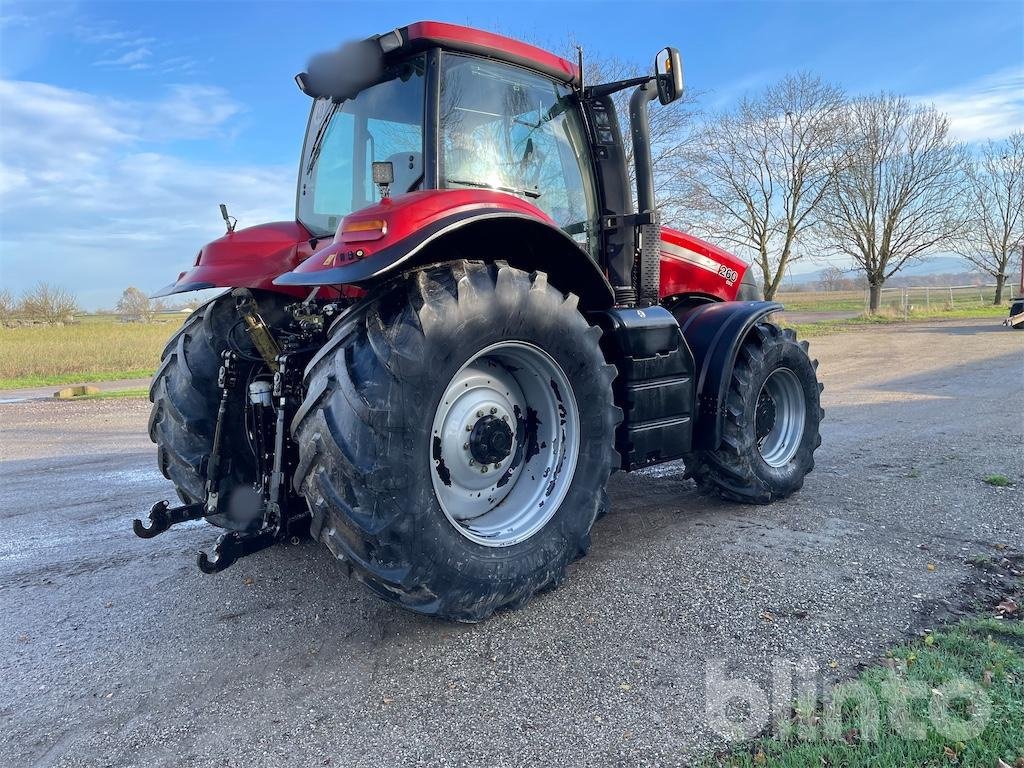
152;220;328;298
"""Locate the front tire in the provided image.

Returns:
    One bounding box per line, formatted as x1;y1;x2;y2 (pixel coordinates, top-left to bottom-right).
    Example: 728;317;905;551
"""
292;261;620;621
684;323;823;504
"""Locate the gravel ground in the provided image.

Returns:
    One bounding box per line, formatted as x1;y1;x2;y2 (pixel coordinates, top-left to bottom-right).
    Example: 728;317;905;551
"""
0;318;1021;768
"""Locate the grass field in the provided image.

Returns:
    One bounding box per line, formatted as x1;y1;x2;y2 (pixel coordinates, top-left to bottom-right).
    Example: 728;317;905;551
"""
775;290;870;312
705;617;1024;768
775;286;1012;315
0;320;180;389
0;298;1014;389
781;305;1011;338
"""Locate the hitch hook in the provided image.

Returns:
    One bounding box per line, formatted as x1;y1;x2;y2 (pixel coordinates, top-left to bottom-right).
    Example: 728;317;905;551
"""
133;499;205;539
197;530;277;574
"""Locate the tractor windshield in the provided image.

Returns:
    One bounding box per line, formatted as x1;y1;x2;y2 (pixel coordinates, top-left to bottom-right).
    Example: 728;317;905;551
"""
439;54;598;245
297;55;426;237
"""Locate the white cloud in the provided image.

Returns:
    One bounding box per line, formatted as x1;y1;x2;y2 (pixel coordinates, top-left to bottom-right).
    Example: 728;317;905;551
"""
914;66;1024;143
75;19;196;74
0;79;294;308
706;70;778;110
94;46;153;69
150;85;246;139
159;56;200;75
74;21;151;48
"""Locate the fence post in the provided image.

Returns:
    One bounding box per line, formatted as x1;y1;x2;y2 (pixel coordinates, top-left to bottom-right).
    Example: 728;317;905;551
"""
926;287;930;309
948;286;954;308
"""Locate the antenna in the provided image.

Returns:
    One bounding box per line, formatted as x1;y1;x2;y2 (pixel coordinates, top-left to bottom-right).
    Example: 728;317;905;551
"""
577;45;585;92
219;203;237;234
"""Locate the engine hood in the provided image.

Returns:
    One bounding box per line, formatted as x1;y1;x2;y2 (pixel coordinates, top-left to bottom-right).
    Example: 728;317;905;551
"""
152;220;326;298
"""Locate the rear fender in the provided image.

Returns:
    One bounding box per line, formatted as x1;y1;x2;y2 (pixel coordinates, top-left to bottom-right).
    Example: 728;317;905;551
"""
275;190;614;310
675;300;782;450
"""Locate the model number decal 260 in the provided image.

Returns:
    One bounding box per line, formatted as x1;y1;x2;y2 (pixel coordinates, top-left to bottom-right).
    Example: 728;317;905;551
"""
718;265;739;285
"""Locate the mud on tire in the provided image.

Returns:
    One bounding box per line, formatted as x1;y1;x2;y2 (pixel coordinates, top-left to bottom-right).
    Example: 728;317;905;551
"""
684;323;823;504
292;261;620;621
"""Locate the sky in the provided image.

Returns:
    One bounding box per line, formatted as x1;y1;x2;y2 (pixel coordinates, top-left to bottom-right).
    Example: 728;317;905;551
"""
1;0;1022;309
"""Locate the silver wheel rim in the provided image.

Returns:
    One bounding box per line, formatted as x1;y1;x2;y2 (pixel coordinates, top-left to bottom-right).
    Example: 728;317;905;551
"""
755;367;806;468
430;341;580;547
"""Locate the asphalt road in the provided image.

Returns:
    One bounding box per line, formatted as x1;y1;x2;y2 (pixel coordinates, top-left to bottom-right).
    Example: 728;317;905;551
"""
1;319;1021;767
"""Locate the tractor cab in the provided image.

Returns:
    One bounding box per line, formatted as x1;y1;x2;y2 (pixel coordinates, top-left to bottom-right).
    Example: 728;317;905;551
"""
296;29;600;257
290;21;692;302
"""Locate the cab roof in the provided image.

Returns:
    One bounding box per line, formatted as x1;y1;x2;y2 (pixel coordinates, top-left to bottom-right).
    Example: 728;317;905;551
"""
395;21;579;85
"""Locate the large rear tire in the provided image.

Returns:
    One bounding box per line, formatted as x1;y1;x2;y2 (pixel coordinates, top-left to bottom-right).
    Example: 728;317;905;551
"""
293;261;620;621
148;291;288;531
684;323;823;504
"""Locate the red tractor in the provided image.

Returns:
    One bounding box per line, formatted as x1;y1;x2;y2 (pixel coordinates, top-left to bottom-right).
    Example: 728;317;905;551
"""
137;22;823;621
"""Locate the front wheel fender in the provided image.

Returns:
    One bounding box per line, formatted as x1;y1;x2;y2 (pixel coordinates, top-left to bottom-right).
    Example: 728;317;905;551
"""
673;300;782;450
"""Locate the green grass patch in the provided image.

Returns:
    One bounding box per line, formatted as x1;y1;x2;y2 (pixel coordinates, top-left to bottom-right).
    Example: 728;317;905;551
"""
704;619;1024;768
778;305;1010;338
983;474;1013;488
775;288;1012;316
911;305;1014;319
0;370;156;390
775;290;869;313
0;320;180;389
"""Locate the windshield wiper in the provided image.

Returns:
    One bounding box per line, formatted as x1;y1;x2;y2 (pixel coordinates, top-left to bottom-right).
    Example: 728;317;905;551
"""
304;100;343;176
445;178;541;199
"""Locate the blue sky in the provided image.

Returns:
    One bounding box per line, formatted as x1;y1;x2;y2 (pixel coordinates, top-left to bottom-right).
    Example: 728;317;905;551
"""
1;0;1022;308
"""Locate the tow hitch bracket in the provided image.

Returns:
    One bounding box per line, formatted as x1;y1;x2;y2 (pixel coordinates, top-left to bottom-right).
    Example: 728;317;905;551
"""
136;297;315;573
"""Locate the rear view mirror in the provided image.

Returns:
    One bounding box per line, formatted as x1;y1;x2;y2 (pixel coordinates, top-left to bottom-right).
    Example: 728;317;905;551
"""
655;47;683;105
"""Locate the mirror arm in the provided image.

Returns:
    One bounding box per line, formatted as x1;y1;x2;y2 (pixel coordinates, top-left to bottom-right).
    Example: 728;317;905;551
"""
583;75;651;101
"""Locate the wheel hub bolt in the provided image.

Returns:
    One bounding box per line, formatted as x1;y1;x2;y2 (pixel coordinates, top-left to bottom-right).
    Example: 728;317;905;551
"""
467;415;514;465
489;407;497;414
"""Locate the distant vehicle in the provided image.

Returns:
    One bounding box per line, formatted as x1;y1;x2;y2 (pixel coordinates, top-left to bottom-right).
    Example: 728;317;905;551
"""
1005;256;1024;329
1006;298;1024;329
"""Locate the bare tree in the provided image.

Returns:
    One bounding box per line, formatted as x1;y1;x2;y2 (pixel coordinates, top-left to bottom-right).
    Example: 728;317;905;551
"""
18;283;79;324
817;264;848;292
957;132;1024;304
691;73;846;299
117;286;156;322
821;94;968;312
0;288;14;324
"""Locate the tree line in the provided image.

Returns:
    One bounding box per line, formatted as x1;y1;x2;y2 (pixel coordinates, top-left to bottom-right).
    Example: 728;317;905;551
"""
0;284;79;325
636;70;1023;309
0;284;198;325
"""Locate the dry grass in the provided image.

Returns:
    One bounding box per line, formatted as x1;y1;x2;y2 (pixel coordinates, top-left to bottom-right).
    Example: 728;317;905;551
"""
0;320;181;389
